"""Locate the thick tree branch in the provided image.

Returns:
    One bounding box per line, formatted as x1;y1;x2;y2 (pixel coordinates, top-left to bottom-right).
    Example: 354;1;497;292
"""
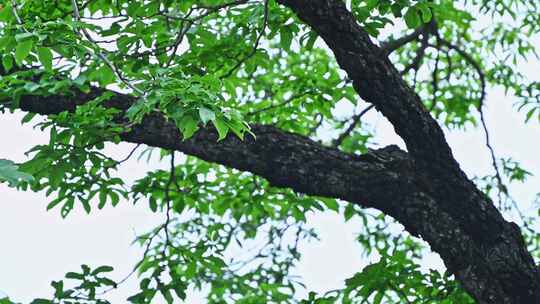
17;88;410;207
276;0;540;303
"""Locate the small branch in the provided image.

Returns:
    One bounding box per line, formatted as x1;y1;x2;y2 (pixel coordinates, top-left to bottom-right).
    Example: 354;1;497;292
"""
10;0;26;27
195;0;250;11
97;224;162;295
437;39;486;107
70;0;145;96
429;48;441;112
117;144;141;164
163;151;176;255
164;8;196;67
221;0;269;78
444;51;453;82
333;104;374;147
380;26;425;56
247;91;313;116
400;31;430;75
308;113;324;136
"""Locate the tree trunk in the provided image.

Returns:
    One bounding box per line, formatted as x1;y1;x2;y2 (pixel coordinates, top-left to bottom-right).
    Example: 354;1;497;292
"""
276;1;540;302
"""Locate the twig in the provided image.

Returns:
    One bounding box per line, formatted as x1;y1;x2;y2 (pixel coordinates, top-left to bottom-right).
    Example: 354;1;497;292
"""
164;8;195;67
117;144;141;164
438;38;508;205
10;0;26;27
247;91;313;116
429;48;440;112
162;151;176;255
400;31;430;75
308;113;324;136
333;105;374;147
70;0;145;96
97;225;162;295
221;0;269;78
380;26;425;56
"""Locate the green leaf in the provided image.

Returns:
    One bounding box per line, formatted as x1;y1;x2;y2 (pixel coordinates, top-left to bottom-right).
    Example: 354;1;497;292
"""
15;32;35;41
15;39;34;65
404;7;421;29
149;197;157;212
98;190;107;209
417;4;433;23
0;159;34;187
65;272;85;280
2;54;14;72
0;4;15;22
37;47;53;71
81;199;91;214
30;299;53;304
198;107;216;125
212;118;229;141
21;112;37;124
302;31;318;50
322;198;339;212
391;4;403;17
97;65;115;85
178;115;199;139
280;27;293;51
110;191;120;206
344;204;355;222
91;265;114;275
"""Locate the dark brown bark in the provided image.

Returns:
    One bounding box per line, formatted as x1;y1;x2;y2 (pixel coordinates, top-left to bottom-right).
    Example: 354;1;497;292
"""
8;1;540;302
276;0;540;303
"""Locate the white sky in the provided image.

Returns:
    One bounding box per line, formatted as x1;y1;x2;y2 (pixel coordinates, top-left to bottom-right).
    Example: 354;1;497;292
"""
1;15;540;304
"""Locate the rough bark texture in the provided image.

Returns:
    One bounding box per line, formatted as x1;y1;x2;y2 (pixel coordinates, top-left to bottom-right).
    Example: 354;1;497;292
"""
276;1;540;303
7;0;540;302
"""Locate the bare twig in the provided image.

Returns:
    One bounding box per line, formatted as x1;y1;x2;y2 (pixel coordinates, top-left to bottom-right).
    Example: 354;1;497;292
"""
308;113;324;136
163;151;176;254
164;8;195;67
380;26;425;56
97;225;162;295
117;144;141;164
333;104;374;147
429;48;441;112
10;0;26;27
400;32;430;76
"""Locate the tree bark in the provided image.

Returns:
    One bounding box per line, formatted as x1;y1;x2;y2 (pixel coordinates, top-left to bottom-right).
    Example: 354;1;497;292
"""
7;0;540;302
276;0;540;303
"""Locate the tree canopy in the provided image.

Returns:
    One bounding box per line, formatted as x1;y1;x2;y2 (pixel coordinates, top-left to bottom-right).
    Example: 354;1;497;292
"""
0;0;539;303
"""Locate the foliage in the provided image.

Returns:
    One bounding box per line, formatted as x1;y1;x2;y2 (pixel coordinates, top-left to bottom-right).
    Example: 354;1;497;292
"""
0;158;33;186
0;0;539;303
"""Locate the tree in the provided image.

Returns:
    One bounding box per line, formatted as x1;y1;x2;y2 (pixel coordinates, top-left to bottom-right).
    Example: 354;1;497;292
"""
0;0;539;303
